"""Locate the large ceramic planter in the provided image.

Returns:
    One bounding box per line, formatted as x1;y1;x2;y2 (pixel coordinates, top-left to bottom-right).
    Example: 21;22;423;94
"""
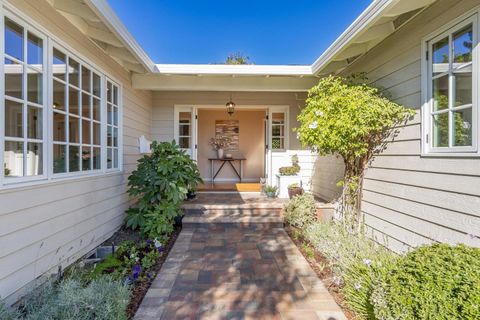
276;174;301;198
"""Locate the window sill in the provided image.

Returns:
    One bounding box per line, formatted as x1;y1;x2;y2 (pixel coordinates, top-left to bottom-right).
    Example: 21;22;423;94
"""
0;170;124;194
420;152;480;158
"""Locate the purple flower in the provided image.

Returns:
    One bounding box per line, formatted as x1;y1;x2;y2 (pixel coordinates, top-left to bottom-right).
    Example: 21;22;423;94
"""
133;264;142;280
363;259;372;267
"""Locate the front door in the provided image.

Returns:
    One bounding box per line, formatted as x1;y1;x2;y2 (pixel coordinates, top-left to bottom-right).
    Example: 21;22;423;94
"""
174;106;197;160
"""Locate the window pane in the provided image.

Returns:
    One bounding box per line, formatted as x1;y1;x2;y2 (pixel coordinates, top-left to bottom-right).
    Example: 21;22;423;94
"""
5;58;23;99
107;126;112;146
93;73;101;97
53;48;66;81
432;75;449;111
107;81;112;103
272;112;285;123
93;97;101;121
92;147;101;170
113;127;118;147
107;103;113;125
53;80;66;111
113;85;118;105
179;137;190;148
4;140;23;177
272;138;284;150
82;119;91;144
27;32;43;66
93;122;100;145
82;93;90;118
27;68;42;104
81;66;91;93
26;142;42;176
27;106;42;139
5;99;23;138
82;146;91;171
179;124;190;136
433;113;449;147
453;108;473;146
432;37;449;76
272;125;284;136
68;58;79;87
113;149;118;168
107;148;113;169
69;145;80;172
69;87;79;115
5;18;23;61
453;67;472;107
53;112;66;142
113;106;118;126
453;25;473;63
69;116;80;143
53;144;66;173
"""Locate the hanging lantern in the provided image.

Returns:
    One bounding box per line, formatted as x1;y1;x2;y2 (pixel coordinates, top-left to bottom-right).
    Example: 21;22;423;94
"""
226;99;235;116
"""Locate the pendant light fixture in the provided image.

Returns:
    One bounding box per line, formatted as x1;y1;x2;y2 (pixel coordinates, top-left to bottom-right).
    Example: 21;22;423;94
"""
226;93;235;116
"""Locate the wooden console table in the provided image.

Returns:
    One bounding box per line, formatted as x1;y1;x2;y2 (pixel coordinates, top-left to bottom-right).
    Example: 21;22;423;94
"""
208;157;246;182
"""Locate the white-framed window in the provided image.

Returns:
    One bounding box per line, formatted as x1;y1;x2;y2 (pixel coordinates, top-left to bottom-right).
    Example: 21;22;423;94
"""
106;79;120;169
1;9;122;188
2;15;47;183
268;106;289;151
423;14;479;155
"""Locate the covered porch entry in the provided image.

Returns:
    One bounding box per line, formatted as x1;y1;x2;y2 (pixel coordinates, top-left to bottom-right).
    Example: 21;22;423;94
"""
174;104;289;191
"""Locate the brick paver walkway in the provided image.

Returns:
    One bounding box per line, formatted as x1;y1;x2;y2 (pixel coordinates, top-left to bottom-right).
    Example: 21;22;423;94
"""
135;222;346;320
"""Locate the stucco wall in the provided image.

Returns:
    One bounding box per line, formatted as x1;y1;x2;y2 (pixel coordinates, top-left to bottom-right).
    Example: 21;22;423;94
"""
197;109;265;182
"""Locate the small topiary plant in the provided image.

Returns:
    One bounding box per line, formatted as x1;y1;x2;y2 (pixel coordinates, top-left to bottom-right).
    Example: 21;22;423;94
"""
372;243;480;320
283;193;317;228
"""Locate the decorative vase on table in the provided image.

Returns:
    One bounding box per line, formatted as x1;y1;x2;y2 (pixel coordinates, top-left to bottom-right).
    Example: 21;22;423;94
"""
217;148;224;159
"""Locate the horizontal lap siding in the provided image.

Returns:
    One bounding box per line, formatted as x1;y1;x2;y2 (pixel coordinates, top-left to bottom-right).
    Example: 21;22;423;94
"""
340;0;480;251
0;1;152;303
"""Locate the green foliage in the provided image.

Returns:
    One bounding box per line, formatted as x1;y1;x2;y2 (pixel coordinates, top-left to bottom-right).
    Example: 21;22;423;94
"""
372;244;480;320
279;154;301;176
86;240;160;282
287;183;300;189
7;276;130;320
303;221;397;319
297;76;414;232
225;52;251;65
264;185;278;198
126;141;202;239
283;193;317;228
0;302;21;320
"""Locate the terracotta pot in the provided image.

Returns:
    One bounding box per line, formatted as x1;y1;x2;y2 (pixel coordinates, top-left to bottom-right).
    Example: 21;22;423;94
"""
288;187;304;199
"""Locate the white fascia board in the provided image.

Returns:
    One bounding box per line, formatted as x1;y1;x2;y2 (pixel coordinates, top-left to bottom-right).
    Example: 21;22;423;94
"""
155;64;314;76
311;0;396;75
85;0;157;73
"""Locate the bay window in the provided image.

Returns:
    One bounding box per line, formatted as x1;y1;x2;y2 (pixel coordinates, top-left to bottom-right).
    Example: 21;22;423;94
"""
1;12;122;187
424;15;478;154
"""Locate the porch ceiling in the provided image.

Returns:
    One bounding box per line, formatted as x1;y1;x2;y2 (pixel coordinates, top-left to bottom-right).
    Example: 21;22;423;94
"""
132;74;318;92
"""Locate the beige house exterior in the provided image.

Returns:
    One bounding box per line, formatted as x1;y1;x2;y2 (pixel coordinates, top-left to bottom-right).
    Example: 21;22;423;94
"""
0;0;479;304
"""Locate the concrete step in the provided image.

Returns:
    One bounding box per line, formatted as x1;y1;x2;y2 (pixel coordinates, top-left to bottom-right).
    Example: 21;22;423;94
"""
182;207;284;230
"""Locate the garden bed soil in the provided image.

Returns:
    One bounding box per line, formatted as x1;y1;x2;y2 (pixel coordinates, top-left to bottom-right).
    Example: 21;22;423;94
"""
102;227;181;319
285;226;355;320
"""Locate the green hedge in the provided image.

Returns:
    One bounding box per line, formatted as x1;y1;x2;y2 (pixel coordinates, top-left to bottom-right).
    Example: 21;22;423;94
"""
373;244;480;320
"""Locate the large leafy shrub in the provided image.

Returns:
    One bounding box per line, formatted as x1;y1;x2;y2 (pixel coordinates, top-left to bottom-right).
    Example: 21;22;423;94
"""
2;276;130;320
303;221;397;319
372;244;480;320
126;141;202;239
297;76;414;232
283;193;316;228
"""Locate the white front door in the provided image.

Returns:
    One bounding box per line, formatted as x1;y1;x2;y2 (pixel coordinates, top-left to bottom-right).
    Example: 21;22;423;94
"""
174;106;197;160
266;106;289;186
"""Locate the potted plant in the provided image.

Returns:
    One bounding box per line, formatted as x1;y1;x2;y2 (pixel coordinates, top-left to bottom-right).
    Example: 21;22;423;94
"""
209;136;230;159
264;185;278;198
287;183;304;199
276;154;301;198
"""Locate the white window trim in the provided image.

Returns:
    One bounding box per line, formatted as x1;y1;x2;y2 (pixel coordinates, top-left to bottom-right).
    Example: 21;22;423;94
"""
268;105;289;152
421;11;480;157
0;5;123;189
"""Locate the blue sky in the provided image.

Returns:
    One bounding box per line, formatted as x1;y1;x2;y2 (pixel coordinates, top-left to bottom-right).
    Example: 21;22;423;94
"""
108;0;372;65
